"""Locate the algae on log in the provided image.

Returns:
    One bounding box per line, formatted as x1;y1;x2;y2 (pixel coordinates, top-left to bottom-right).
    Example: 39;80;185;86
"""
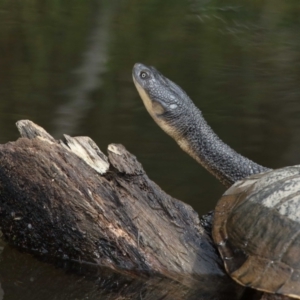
0;120;284;300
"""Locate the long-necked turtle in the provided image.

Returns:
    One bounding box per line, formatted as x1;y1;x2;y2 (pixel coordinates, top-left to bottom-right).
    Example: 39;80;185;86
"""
132;63;300;299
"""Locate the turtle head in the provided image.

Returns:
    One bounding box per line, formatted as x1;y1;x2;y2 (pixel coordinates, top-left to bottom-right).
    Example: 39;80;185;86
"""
132;63;195;141
132;63;268;187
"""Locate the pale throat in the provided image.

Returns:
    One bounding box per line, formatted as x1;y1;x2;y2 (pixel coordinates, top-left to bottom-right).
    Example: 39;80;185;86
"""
133;78;179;140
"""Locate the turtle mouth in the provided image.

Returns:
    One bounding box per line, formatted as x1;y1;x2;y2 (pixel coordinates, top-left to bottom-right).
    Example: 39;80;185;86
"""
133;65;167;115
132;63;149;85
132;63;155;113
132;74;154;115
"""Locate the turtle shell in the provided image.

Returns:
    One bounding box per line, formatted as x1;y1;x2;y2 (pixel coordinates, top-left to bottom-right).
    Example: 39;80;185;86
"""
213;165;300;299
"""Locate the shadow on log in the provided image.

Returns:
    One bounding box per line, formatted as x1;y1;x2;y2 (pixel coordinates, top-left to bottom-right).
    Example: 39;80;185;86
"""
0;120;287;300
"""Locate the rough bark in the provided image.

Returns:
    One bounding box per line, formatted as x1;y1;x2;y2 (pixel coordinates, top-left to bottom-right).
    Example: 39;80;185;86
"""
0;120;288;300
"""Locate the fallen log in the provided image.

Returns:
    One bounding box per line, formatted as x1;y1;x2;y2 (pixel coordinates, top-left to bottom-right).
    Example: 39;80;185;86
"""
0;120;287;300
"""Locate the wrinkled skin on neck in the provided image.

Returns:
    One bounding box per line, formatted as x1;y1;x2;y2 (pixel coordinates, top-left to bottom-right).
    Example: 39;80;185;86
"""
132;63;269;187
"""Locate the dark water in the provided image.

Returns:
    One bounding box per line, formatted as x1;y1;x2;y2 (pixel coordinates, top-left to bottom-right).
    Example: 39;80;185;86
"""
1;0;300;298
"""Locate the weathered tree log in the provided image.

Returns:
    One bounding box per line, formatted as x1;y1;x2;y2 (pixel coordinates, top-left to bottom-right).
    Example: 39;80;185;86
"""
0;120;288;299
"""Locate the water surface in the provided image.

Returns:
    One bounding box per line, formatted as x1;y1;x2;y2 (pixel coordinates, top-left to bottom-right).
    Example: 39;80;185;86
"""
0;0;300;298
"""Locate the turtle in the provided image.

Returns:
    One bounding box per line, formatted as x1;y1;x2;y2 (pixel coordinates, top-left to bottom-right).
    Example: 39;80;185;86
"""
132;62;300;299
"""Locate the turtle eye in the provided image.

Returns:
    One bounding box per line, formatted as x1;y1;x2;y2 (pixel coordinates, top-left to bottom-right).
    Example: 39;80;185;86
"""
140;71;149;79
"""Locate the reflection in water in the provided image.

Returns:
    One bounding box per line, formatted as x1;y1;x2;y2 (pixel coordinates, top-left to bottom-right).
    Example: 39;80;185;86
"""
0;245;244;300
53;1;116;136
